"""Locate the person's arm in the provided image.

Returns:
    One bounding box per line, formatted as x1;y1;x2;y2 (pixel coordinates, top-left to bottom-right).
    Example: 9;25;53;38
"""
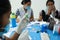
6;13;29;40
16;9;21;23
55;11;60;19
16;9;20;18
30;9;34;21
38;11;43;21
5;22;24;40
38;10;50;21
58;11;60;19
5;32;19;40
10;32;19;40
16;16;20;23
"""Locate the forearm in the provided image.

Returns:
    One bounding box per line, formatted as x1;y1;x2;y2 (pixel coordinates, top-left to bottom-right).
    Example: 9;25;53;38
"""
11;32;19;40
38;16;43;21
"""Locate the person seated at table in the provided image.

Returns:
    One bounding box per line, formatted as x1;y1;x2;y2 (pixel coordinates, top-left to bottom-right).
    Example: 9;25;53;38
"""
0;0;11;39
38;0;60;30
38;0;60;22
16;0;34;23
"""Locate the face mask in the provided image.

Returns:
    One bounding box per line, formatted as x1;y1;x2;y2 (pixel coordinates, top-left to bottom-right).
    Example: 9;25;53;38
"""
25;6;31;10
46;6;53;14
46;6;49;14
46;6;53;11
46;6;49;11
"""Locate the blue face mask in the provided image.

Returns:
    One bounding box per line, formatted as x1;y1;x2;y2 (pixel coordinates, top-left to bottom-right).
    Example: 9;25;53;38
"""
25;6;31;10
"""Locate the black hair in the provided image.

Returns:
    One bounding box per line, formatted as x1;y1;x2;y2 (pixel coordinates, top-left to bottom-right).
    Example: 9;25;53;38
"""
21;0;31;5
0;0;11;27
46;0;55;6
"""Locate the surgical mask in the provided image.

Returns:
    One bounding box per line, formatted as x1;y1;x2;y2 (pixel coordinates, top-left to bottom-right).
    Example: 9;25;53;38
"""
46;6;49;10
46;6;53;14
46;6;49;14
25;6;31;10
46;6;53;11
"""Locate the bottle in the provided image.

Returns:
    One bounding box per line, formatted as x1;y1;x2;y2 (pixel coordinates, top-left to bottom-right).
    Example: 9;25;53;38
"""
10;13;16;27
41;24;48;32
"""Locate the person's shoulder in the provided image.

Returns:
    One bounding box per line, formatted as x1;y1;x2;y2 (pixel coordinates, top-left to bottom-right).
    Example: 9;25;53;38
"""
56;10;60;15
57;10;60;13
55;10;60;13
39;10;45;13
17;7;24;11
30;8;33;10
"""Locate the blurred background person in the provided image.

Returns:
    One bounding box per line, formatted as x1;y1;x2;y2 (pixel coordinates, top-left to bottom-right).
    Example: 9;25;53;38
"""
16;0;34;23
38;0;60;30
38;0;60;22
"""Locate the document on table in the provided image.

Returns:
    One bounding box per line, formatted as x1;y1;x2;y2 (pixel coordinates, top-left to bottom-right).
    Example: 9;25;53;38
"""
40;32;50;40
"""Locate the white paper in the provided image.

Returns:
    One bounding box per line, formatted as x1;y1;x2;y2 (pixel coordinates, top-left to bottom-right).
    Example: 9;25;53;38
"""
40;32;50;40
